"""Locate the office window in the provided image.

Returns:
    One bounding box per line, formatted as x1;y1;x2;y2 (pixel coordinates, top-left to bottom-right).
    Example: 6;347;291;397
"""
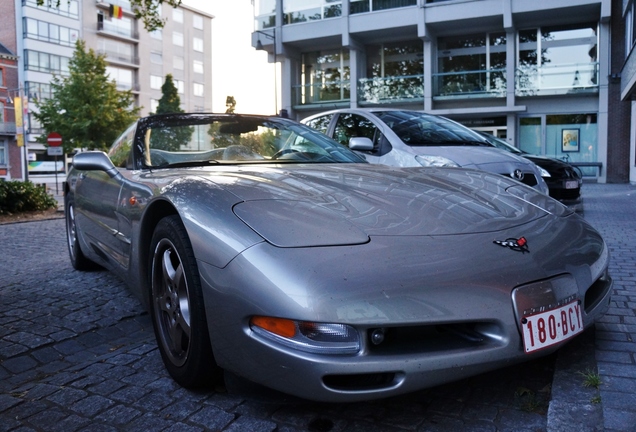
150;29;162;40
174;79;185;94
24;50;70;75
150;75;162;89
193;60;203;74
173;31;184;46
106;66;134;90
26;81;53;100
193;82;204;96
174;56;184;70
173;8;183;23
150;52;163;65
23;17;78;47
193;15;203;29
151;98;159;113
193;37;203;52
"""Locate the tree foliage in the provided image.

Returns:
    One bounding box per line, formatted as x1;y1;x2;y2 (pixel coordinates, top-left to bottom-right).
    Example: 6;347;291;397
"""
33;40;140;154
37;0;182;31
151;74;193;151
225;96;236;113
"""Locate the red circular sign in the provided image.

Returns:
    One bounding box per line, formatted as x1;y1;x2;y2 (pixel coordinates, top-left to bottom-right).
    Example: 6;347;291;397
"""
47;132;62;147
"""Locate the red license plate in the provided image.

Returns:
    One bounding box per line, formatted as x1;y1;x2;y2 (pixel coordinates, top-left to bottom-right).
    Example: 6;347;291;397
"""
521;300;583;353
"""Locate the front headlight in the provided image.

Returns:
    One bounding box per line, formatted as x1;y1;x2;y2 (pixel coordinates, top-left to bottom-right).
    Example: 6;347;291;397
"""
415;155;460;167
538;166;551;178
250;316;360;355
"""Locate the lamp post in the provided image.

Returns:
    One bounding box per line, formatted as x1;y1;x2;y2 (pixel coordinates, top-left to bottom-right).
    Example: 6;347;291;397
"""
255;29;278;115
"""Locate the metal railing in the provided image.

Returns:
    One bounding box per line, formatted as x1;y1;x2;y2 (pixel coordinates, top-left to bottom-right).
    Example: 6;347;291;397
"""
292;80;351;105
433;68;506;98
358;75;424;104
516;62;599;96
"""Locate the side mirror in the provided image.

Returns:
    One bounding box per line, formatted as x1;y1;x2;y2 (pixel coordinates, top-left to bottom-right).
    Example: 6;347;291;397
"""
72;151;120;178
348;137;374;151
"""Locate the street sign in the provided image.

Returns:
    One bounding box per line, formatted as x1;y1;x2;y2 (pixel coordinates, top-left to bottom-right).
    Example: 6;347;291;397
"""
47;132;62;147
48;147;64;156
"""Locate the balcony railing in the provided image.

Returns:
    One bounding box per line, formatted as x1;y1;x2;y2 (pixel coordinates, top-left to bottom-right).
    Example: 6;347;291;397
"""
516;62;599;96
358;75;424;104
292;80;350;106
0;122;17;135
97;21;138;40
350;0;417;14
98;49;139;66
433;69;506;99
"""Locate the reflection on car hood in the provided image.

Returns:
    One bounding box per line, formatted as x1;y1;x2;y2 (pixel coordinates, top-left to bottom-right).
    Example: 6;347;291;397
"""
410;146;535;171
196;164;556;247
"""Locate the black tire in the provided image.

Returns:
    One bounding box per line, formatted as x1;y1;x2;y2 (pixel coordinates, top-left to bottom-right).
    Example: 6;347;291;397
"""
149;215;221;388
65;194;97;271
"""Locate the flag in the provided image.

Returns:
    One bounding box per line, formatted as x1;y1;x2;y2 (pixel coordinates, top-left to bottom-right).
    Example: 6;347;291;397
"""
109;4;123;19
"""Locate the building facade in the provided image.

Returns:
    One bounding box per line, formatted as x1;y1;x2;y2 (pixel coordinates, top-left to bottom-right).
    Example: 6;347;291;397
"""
252;0;632;183
618;0;636;183
0;42;23;181
0;0;213;182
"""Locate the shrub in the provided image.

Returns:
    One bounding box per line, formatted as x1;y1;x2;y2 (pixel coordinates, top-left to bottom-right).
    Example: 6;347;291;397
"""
0;180;58;214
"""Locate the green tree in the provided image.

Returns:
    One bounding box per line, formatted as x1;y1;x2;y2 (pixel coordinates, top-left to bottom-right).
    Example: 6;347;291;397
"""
33;40;140;154
37;0;182;31
155;74;182;115
225;96;236;113
150;74;193;151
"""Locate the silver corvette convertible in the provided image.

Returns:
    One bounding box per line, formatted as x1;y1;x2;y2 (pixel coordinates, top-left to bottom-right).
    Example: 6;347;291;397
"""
65;113;611;402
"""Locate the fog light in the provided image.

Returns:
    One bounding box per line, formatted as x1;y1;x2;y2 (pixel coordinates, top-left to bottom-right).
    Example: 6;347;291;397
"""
370;328;385;345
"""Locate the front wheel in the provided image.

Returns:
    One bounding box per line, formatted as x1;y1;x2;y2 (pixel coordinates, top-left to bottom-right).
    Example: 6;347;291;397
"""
149;215;220;388
65;194;97;271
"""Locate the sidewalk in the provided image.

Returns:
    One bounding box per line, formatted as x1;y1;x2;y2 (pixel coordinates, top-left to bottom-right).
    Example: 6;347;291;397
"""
549;183;636;432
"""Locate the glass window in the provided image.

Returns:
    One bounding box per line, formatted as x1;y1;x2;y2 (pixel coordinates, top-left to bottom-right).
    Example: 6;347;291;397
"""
193;37;203;52
436;32;506;97
300;49;350;104
173;31;183;46
0;68;3;87
173;8;183;23
106;66;134;90
193;15;203;29
517;23;598;95
151;98;159;113
283;0;342;24
174;56;184;70
193;60;204;74
0;141;6;165
193;82;204;96
151;52;163;64
175;79;184;94
151;29;162;40
150;75;162;89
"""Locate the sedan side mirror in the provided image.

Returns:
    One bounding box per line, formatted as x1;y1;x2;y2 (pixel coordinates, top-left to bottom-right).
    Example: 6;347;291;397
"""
349;137;374;151
72;151;120;179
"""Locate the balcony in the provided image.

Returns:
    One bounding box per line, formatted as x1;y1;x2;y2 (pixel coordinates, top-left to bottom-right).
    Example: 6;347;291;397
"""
0;122;17;135
433;69;506;99
292;80;350;106
516;62;599;96
358;75;424;105
350;0;417;14
98;49;139;66
97;21;138;40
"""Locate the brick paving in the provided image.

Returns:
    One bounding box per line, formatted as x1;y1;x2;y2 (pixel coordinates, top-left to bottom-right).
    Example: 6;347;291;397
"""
0;182;634;431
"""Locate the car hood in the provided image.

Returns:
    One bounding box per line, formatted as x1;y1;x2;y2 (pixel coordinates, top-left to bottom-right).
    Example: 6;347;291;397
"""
410;146;536;171
523;155;580;177
193;164;566;247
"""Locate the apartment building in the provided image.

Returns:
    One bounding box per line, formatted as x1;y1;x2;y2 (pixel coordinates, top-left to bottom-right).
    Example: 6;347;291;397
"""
0;0;213;181
252;0;633;183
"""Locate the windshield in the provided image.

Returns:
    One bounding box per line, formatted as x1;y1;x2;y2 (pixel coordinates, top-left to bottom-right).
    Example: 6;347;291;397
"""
477;132;524;155
141;115;366;168
375;111;490;147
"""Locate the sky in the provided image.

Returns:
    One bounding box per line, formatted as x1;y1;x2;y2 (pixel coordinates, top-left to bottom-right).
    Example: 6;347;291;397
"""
181;0;277;115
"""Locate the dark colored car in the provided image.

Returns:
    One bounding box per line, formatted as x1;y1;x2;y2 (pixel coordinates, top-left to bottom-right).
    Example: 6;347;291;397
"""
477;132;583;209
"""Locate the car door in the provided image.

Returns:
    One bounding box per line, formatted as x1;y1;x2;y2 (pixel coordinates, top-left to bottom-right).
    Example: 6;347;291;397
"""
331;113;390;164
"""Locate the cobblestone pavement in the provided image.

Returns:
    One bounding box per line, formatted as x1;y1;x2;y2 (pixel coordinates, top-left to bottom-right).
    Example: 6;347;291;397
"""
0;183;634;431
